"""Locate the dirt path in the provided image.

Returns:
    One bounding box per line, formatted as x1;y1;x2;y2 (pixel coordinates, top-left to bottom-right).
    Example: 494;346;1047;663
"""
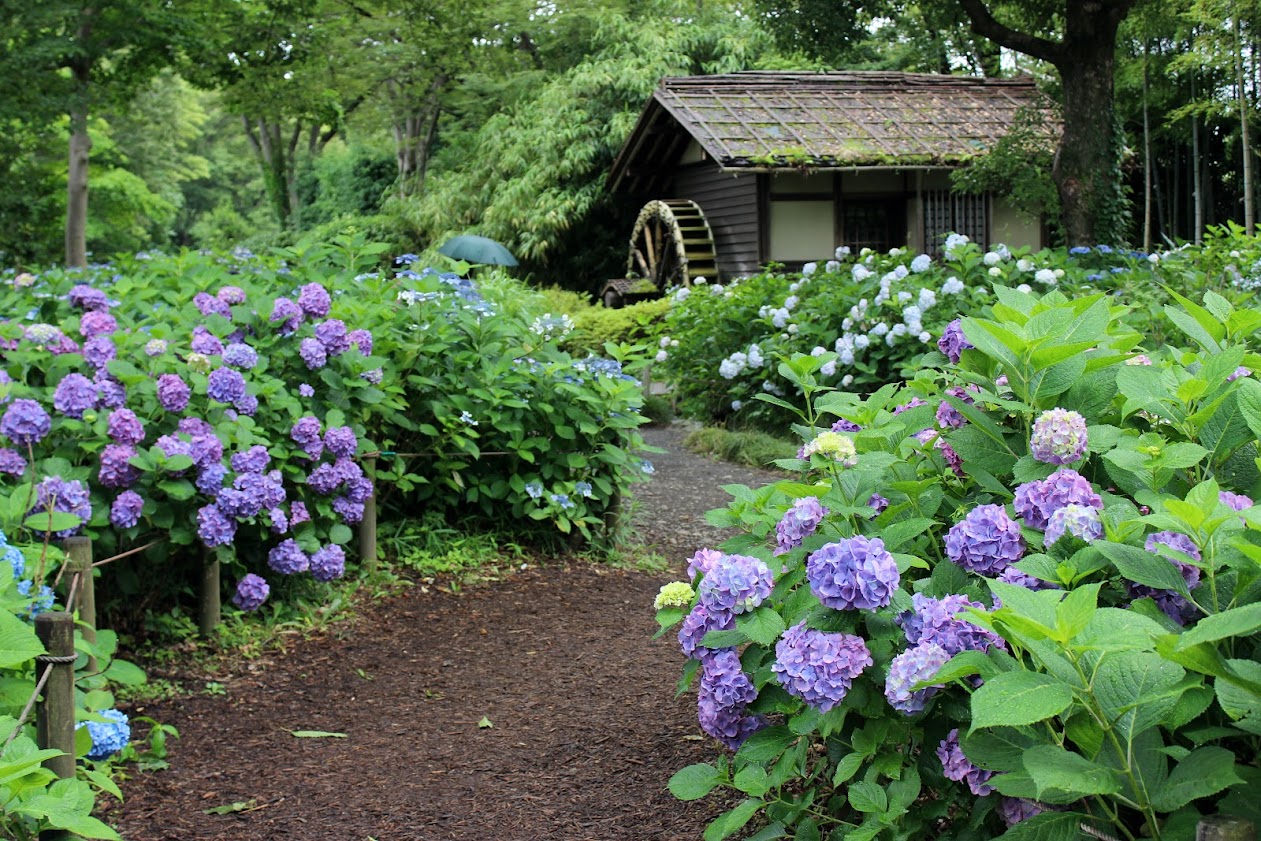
113;425;781;840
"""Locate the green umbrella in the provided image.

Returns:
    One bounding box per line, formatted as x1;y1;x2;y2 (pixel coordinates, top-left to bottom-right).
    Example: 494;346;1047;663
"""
437;234;519;267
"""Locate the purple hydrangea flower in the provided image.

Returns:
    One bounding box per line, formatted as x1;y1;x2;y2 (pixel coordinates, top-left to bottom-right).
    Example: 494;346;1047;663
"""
269;297;303;333
935;385;977;430
1131;531;1202;624
831;418;861;432
1229;366;1251;383
361;368;383;385
307;463;342;495
231;445;271;474
315;320;351;355
299;338;326;370
897;593;1003;655
697;694;766;751
106;409;144;446
223;343;258;369
1044;503;1103;547
206;367;246;404
217;286;246;305
0;448;26;476
347;329;373;355
144;339;168;357
196;504;237;547
698;554;773;614
190;326;224;356
28;477;91;538
310;544;346;581
68;284;109;311
806;536;899;611
82;336;116;370
324;426;357;459
884;642;950;714
195;464;228;497
234;394;259;416
156;374;191;412
232;574;270;612
937;728;994;795
772;622;872;712
867;494;889;515
155;434;192;463
98;444;140;488
53;373;97;418
194;292;232;319
1221;491;1253;511
944;504;1024;575
700;649;757;708
1013;468;1102;530
1030;408;1089;465
79;311;117;339
997;565;1059;591
290;501;311;525
24;323;66;348
937;319;973;363
678;604;735;658
345;476;374;504
333;496;365;524
268;538;309;574
93;372;126;410
686;548;724;582
913;428;965;478
0;399;49;445
110;490;144;529
297;283;331;317
299;383;315;397
774;497;828;555
998;798;1049;827
269;507;289;533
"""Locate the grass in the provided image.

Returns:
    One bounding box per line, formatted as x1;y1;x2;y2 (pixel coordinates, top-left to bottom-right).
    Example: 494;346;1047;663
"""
682;426;799;469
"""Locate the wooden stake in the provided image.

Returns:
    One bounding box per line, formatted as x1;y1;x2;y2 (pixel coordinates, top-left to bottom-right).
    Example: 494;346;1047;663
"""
359;456;378;575
199;550;220;638
1198;816;1256;841
35;612;76;783
62;537;96;673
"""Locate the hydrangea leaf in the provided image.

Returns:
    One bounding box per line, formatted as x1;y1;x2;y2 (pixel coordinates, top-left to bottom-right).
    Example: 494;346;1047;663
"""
736;607;785;647
994;811;1100;841
1022;745;1122;802
1095;542;1191;596
846;780;887;813
1150;746;1243;812
702;798;762;841
668;763;723;801
735;726;796;763
1177;603;1261;649
970;672;1073;729
1093;650;1184;742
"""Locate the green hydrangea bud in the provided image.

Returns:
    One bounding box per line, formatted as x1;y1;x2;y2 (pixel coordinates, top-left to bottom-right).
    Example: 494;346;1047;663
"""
654;581;695;610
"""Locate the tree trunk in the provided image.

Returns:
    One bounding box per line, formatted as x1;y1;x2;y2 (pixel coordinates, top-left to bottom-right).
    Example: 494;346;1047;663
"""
1143;40;1152;251
391;74;447;198
1237;13;1255;235
1193;76;1204;244
64;9;95;268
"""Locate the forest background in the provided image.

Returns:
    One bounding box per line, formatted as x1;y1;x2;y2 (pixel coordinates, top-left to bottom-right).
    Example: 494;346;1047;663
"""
1;0;1255;290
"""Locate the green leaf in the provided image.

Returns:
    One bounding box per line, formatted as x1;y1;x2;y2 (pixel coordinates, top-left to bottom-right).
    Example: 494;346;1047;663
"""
703;799;762;841
1150;746;1243;811
328;524;353;545
1095;542;1191;595
1216;659;1261;719
23;511;82;533
0;612;45;668
1023;745;1122;802
1054;583;1100;642
1164;288;1225;350
736;608;786;647
701;629;748;648
733;764;770;797
878;518;934;552
1093;651;1185;742
669;763;723;801
847;780;887;813
971;672;1073;729
832;753;863;785
291;730;347;738
157;479;196;501
101;659;146;687
1178;603;1261;649
996;811;1098;841
737;726;796;762
477;717;493;729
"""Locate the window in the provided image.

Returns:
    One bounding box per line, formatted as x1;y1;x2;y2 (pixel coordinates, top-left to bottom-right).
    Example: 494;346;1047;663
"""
841;199;906;254
924;190;988;256
767;174;836;263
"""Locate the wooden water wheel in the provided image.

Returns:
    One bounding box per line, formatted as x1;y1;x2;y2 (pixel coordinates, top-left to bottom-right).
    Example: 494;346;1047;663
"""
626;199;718;292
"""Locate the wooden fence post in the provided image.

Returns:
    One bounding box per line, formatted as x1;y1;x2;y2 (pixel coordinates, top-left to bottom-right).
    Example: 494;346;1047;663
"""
1198;816;1256;841
34;612;77;783
603;489;623;541
61;537;96;674
198;549;220;638
359;456;378;576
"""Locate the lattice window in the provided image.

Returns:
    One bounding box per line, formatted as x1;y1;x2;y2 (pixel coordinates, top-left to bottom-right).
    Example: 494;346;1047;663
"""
923;191;988;256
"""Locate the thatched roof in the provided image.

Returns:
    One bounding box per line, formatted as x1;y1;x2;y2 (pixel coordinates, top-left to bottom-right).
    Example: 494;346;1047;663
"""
609;71;1055;194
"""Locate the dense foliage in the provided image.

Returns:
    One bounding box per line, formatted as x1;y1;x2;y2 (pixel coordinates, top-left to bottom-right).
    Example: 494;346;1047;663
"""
656;272;1261;839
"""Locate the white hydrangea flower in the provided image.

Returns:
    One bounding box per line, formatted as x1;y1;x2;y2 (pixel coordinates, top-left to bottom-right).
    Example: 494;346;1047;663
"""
871;323;890;337
803;262;818;275
1017;283;1033;293
853;265;873;281
820;359;837;376
673;287;691;302
825;260;841;273
1035;268;1058;285
784;295;799;311
719;352;748;379
842;317;853;330
758;305;771;318
731;400;743;411
911;254;932;273
1016;258;1033;272
988;266;1002;276
655;350;668;362
902;305;922;324
854;334;870;350
943;233;970;255
835;246;851;260
762;380;784;395
748;345;765;367
941;276;965;295
710;284;725;295
811;345;827;357
984;251;1002;266
839;349;855;365
918;288;937;310
894;265;909;279
787;324;798;333
841;374;854;386
898;290;912;304
919;330;932;342
659;336;671;348
693;276;707;285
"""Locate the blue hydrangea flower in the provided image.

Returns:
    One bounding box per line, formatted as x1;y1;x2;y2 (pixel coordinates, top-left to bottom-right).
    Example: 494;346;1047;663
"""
698;554;773;615
884;642;949;714
1013;468;1102;530
937;728;994;795
231;574;270;612
807;536;899;611
524;481;543;499
897;593;1003;655
678;603;735;659
53;373;97;418
268;539;309;575
223;343;259;369
291;416;323;459
772;622;872;712
1044;503;1103;546
640;460;655;475
207;367;246;404
110;491;144;529
79;710;130;760
774;497;829;556
310;544;346;582
3;543;25;578
196;504;237;548
28;477;91;538
17;579;55;618
550;493;574;510
1030;408;1088;465
697;693;766;751
1130;531;1201;624
944;504;1024;575
575;481;593;498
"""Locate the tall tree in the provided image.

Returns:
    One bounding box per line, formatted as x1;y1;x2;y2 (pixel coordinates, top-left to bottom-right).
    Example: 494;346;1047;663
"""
955;0;1140;245
0;1;187;265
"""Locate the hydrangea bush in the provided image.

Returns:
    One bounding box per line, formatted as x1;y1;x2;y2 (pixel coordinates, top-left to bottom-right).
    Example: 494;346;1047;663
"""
657;285;1261;840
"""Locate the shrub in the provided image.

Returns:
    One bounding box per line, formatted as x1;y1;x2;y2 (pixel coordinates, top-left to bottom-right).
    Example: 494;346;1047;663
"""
682;427;798;469
564;297;669;356
657;284;1261;840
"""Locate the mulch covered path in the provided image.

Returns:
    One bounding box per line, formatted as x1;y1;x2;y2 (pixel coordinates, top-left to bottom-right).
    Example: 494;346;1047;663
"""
113;424;780;841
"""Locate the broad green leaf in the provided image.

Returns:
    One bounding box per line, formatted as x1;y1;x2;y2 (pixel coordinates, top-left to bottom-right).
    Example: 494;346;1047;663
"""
1093;651;1185;742
1053;583;1100;641
328;524;353;545
669;763;723;801
971;672;1073;729
736;607;786;646
1150;746;1243;811
832;753;863;785
737;726;796;763
703;798;762;841
847;780;887;813
101;659;146;687
1178;603;1261;649
733;764;770;796
996;811;1099;841
961;728;1035;772
23;511;81;533
0;611;45;668
1095;542;1191;595
1216;659;1261;719
1023;745;1122;802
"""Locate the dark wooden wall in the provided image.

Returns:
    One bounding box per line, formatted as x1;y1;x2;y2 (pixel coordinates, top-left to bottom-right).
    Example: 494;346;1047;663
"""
671;163;761;281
